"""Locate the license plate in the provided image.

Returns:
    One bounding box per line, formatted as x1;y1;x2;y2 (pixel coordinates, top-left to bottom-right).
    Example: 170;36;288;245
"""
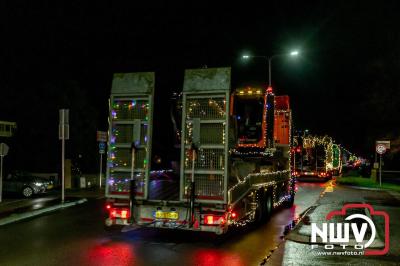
155;211;179;220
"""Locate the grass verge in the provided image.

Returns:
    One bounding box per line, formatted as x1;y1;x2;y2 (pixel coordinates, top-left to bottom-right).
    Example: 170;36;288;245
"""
336;176;400;192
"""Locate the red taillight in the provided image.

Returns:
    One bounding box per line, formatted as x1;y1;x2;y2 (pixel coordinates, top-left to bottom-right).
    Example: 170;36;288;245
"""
231;212;237;218
204;215;225;225
109;208;130;219
205;215;214;225
121;210;128;219
106;204;111;210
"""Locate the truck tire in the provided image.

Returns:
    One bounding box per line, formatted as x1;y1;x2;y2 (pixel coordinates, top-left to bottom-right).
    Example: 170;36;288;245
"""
253;190;265;225
262;192;273;222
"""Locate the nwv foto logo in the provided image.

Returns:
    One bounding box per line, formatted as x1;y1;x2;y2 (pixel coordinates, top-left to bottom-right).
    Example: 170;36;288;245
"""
310;203;390;256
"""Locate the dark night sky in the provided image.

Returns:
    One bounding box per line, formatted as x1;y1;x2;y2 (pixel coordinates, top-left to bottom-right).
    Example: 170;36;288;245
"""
2;1;400;172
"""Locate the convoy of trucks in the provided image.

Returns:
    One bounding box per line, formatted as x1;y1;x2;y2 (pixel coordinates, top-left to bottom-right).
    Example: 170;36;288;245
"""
104;67;295;235
292;134;342;180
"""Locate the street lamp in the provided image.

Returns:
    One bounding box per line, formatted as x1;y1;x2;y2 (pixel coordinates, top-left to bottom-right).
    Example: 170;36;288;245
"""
242;50;299;87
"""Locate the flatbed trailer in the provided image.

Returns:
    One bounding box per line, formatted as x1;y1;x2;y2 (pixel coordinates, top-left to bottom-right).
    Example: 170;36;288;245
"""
104;68;295;234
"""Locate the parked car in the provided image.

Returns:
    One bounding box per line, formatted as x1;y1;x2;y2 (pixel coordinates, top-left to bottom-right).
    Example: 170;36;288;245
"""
3;171;54;198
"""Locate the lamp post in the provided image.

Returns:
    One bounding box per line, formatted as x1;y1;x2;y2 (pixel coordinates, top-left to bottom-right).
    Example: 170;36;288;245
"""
242;50;299;88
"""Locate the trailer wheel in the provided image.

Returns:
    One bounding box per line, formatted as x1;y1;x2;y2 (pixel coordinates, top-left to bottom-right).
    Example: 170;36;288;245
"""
253;191;265;225
262;192;273;222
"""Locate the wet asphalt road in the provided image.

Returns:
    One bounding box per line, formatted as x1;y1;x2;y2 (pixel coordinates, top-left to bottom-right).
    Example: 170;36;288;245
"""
0;181;327;266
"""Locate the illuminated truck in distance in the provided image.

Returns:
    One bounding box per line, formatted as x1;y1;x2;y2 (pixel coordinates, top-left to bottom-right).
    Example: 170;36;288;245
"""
292;135;342;180
104;68;295;234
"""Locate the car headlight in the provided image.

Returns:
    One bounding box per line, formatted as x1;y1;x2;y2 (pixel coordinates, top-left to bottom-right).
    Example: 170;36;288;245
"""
34;182;43;186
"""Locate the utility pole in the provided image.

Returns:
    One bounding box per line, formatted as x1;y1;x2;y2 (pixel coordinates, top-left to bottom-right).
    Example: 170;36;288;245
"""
97;131;107;188
0;143;8;203
59;109;69;203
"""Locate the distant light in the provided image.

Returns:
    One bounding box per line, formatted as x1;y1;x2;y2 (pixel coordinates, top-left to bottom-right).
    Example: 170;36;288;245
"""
290;50;299;56
242;55;250;59
267;86;273;94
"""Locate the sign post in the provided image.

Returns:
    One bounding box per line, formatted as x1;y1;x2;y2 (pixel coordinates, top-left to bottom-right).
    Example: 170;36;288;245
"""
376;143;387;187
97;131;107;188
59;109;69;203
98;142;106;188
0;143;9;203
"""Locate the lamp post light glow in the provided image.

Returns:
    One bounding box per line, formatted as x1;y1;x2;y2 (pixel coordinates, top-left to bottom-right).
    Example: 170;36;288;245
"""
241;50;300;87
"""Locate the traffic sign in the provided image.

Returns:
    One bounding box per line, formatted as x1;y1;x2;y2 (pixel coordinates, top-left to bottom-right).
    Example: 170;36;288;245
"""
376;140;390;149
0;143;9;157
376;144;387;155
99;142;106;154
97;131;107;142
59;109;70;140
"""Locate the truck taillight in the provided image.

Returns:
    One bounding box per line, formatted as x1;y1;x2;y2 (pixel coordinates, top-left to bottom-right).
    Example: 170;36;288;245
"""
121;210;128;219
204;215;225;225
205;215;214;225
109;208;130;219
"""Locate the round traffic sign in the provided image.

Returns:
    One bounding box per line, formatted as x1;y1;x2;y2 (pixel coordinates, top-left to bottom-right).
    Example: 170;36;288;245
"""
376;144;386;155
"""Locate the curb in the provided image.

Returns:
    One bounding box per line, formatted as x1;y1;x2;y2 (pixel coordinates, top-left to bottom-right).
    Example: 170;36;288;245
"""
0;198;88;226
337;184;392;191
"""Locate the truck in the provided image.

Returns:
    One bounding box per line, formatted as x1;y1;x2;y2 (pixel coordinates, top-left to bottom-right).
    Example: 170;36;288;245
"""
292;135;341;180
104;68;295;235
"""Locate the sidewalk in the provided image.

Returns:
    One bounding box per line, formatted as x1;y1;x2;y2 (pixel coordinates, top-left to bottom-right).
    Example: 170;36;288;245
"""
267;183;400;265
0;188;104;226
